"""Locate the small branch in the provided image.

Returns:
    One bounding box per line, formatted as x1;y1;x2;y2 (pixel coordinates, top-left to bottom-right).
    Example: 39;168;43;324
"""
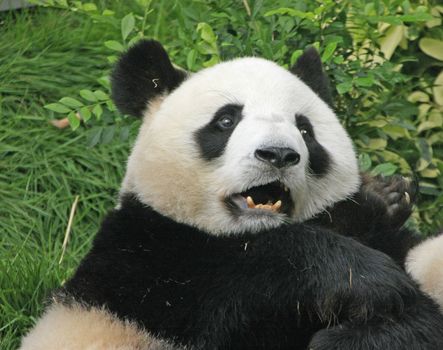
242;0;251;17
59;195;80;264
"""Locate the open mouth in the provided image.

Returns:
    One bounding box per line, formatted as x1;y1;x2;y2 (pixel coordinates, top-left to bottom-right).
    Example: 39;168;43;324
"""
225;181;294;216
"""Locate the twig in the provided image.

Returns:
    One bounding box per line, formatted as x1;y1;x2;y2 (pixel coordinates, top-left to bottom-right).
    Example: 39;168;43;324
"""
242;0;251;17
59;195;80;264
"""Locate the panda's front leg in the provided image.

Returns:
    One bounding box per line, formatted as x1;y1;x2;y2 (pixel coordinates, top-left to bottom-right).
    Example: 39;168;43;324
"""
309;293;443;350
310;174;422;266
208;224;443;349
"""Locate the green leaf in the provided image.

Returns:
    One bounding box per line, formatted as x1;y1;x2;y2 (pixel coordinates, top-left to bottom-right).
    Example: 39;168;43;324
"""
379;25;405;60
79;107;91;122
358;119;387;127
367;138;387;150
59;97;83;108
321;42;337;62
197;23;217;44
358;153;372;172
94;90;109;101
418;109;443;133
67;112;80;130
120;126;130;141
104;40;125;52
128;36;141;47
80;89;97;102
420;167;440;179
82;3;97;11
186;49;197;70
371;163;398;176
336;81;352;94
416;138;433;162
408;91;430;103
367;15;403;26
433;70;443;106
399;13;434;23
102;9;115;16
290;50;303;66
92;104;103;119
264;8;315;20
44;103;71;114
419;38;443;61
355;76;374;87
97;76;111;90
55;0;68;6
106;100;117;112
121;13;135;41
107;55;118;64
382;125;410;140
87;128;102;147
102;125;116;144
429;132;443;145
419;182;440;196
202;55;219;68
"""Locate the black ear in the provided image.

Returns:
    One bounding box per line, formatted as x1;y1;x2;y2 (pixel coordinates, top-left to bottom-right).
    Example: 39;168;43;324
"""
290;47;333;107
111;39;186;117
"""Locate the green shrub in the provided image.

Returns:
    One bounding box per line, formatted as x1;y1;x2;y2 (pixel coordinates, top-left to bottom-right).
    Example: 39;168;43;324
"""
32;0;443;233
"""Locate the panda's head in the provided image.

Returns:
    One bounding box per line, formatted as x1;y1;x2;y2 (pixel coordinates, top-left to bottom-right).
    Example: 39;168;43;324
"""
112;40;360;235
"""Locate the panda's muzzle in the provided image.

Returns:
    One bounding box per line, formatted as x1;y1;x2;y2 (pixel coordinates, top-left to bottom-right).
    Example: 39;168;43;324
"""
225;181;293;216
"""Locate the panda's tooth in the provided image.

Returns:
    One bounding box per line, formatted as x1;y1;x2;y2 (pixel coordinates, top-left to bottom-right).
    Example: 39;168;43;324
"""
246;196;256;208
272;200;282;211
284;186;289;192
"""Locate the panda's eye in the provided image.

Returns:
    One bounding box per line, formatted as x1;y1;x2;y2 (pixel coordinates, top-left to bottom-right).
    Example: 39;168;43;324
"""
217;115;235;129
295;115;315;139
299;128;313;138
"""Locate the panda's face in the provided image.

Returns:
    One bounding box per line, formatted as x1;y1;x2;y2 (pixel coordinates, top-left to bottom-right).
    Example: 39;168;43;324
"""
115;41;360;235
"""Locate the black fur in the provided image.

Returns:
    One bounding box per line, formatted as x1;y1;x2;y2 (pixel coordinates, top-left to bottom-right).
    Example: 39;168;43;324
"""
195;104;243;161
61;193;443;350
311;174;421;267
111;40;186;117
291;48;333;107
296;114;330;176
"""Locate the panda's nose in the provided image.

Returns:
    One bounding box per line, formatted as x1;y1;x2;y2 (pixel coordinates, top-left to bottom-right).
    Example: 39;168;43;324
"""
254;147;300;168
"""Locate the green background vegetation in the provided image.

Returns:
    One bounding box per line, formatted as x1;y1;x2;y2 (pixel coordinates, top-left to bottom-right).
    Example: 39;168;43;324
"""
1;0;442;348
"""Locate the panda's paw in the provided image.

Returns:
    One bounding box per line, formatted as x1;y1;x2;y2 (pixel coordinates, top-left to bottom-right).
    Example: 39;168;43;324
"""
308;319;422;350
309;325;360;350
361;174;417;230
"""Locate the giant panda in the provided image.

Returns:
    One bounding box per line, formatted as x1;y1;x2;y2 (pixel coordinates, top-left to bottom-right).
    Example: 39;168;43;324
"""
21;40;443;350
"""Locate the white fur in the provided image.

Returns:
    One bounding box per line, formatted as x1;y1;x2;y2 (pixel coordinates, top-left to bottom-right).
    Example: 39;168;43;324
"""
121;57;360;235
406;234;443;310
20;303;181;350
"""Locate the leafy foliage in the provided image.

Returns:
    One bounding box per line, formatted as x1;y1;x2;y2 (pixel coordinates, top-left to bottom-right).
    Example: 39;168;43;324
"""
33;0;442;233
1;1;442;347
24;0;443;232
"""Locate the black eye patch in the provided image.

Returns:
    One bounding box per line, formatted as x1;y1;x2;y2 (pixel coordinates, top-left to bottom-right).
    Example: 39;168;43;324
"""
195;104;243;161
295;114;330;177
